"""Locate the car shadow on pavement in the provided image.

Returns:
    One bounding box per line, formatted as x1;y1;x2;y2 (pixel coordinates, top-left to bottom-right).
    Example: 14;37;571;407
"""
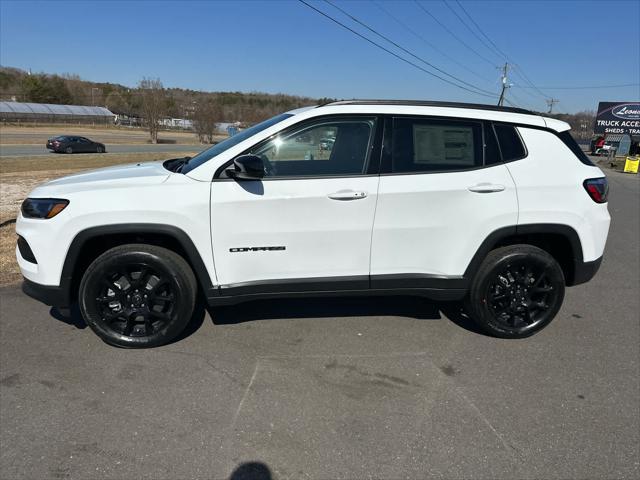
229;461;272;480
439;301;486;335
49;305;86;329
207;296;485;336
46;296;486;343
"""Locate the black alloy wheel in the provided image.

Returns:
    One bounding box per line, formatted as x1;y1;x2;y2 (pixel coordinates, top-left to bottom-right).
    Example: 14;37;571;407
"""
65;146;73;154
79;244;197;348
467;244;565;338
95;264;176;337
485;260;560;332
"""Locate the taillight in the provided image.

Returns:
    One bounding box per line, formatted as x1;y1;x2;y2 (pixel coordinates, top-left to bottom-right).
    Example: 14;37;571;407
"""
583;177;608;203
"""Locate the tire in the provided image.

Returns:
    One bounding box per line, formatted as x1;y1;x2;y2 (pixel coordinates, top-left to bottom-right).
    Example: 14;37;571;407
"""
96;145;104;153
466;244;565;339
65;146;73;154
78;244;197;348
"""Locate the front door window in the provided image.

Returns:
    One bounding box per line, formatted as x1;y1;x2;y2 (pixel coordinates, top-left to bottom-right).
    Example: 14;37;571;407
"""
249;117;376;177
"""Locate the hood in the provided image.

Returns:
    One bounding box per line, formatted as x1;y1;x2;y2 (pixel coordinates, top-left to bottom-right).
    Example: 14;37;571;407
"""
29;161;171;197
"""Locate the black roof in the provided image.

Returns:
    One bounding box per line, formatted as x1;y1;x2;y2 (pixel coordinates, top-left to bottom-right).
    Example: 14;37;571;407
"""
325;99;536;115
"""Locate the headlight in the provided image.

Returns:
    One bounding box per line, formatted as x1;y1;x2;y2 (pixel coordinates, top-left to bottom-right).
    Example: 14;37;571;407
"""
21;198;69;219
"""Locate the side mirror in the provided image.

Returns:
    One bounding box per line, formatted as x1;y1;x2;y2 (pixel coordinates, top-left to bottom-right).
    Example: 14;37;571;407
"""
226;154;265;180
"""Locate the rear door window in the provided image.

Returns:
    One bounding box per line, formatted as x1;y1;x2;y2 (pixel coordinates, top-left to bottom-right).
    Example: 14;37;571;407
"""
483;122;502;165
391;118;483;173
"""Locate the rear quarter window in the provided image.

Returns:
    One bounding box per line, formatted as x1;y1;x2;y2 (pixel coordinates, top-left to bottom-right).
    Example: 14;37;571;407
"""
557;130;595;166
494;124;527;161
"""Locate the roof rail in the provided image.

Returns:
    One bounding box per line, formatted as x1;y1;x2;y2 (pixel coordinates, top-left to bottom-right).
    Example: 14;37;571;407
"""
324;99;537;115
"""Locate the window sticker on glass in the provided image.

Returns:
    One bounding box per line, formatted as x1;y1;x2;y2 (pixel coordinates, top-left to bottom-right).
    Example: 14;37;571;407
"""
412;125;474;165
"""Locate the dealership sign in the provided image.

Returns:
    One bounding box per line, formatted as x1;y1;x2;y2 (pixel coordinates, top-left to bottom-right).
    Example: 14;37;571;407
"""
612;104;640;120
595;101;640;135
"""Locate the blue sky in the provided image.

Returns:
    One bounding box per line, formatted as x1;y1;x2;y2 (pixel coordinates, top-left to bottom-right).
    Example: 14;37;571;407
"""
1;0;639;113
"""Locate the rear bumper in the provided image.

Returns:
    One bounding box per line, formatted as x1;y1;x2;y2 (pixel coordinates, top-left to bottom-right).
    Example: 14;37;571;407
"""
571;256;603;286
22;278;69;307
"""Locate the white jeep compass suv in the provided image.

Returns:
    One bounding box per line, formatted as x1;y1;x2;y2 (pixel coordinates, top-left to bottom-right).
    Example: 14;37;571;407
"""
16;100;610;348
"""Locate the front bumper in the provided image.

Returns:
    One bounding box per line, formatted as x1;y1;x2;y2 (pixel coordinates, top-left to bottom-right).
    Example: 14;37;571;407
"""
22;278;69;307
16;216;72;307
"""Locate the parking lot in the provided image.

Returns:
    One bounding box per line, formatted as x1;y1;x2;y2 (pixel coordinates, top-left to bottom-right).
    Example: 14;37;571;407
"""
0;169;638;480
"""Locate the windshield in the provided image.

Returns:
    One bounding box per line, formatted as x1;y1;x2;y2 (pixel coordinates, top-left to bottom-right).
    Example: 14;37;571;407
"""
181;113;293;174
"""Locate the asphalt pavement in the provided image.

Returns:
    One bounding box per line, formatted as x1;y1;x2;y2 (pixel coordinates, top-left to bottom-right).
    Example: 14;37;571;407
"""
0;144;202;157
0;169;638;480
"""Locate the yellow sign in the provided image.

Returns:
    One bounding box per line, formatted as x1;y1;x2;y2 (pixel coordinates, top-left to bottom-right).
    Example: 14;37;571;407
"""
623;156;639;174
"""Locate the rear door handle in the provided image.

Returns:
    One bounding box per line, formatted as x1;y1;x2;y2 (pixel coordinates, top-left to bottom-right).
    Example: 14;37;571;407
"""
328;190;368;201
468;183;505;193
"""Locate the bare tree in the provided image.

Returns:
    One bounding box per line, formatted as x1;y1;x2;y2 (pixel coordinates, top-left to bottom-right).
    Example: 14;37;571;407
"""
193;99;223;143
139;77;167;143
0;66;319;125
547;110;596;140
105;91;129;115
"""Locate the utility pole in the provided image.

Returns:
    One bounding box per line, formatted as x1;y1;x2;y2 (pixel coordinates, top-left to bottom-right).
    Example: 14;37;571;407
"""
497;63;511;107
91;87;99;106
546;98;559;114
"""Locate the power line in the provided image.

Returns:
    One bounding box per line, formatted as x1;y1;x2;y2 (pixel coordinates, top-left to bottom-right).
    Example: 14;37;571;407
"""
511;64;551;100
507;81;546;107
453;0;510;60
441;0;547;104
297;0;498;99
373;1;491;83
443;0;502;61
511;84;542;97
441;0;553;102
507;90;538;111
323;0;497;96
514;83;640;90
502;95;533;112
436;0;550;107
413;0;498;68
496;63;542;111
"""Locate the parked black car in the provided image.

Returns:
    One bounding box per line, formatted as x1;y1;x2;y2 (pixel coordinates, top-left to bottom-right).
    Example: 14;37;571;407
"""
46;136;106;154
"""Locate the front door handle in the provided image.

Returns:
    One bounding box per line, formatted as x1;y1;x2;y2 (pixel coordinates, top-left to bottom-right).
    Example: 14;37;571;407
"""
468;183;505;193
328;190;368;201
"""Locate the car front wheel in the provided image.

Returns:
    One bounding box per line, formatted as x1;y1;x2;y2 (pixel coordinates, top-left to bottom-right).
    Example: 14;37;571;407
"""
96;145;104;153
65;146;73;154
466;244;565;338
78;244;197;348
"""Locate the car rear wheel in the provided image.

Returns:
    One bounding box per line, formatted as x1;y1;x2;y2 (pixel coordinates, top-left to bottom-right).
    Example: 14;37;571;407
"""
466;244;565;338
78;244;197;348
96;145;104;153
65;146;73;154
